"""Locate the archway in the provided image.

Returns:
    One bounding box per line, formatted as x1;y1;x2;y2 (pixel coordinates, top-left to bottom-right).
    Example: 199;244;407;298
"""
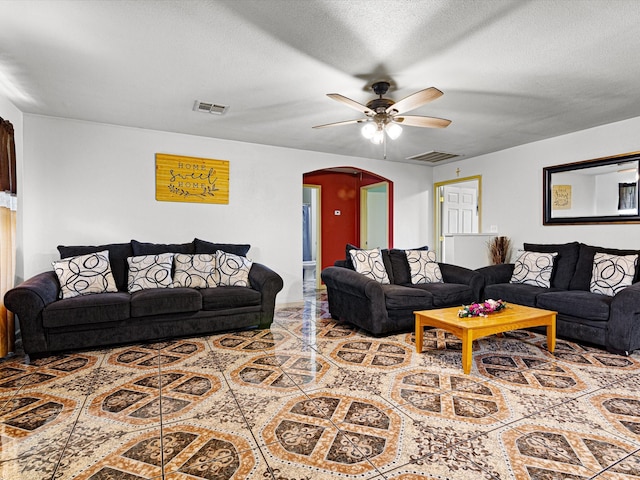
302;167;394;287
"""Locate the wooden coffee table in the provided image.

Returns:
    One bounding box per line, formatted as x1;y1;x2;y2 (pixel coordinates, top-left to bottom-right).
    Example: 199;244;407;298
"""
415;304;556;374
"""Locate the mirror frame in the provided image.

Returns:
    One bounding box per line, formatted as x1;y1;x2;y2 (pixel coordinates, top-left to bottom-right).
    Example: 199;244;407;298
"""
543;151;640;225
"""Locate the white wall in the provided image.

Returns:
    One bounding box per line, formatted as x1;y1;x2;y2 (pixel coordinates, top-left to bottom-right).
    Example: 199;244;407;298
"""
21;114;433;303
434;115;640;252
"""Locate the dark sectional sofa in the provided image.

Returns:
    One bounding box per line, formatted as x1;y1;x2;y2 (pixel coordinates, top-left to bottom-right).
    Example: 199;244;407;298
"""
321;247;484;335
4;239;283;356
478;242;640;355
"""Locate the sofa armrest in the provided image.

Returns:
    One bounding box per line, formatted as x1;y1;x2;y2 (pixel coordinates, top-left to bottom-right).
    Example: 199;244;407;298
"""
321;266;384;299
439;263;485;302
607;281;640;354
476;263;515;285
249;262;284;329
4;271;60;354
321;266;389;332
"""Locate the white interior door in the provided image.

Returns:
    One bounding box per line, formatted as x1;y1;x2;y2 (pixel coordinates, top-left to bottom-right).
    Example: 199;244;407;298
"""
442;185;478;234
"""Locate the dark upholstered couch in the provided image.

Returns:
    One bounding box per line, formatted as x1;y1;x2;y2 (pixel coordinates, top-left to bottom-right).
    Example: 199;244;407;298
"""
321;248;484;335
4;239;283;356
477;242;640;355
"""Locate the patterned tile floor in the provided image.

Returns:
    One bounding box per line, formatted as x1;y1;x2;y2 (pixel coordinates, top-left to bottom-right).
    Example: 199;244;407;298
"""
1;289;640;479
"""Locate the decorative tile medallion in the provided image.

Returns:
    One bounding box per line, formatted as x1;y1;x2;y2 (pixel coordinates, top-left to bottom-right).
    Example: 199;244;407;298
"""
210;330;289;351
108;340;204;369
590;392;640;440
536;339;640;370
293;319;357;340
410;421;504;477
262;391;401;475
387;475;439;480
89;369;220;425
275;301;332;322
107;340;205;369
502;423;640;478
390;368;509;424
330;340;411;369
476;354;587;392
75;424;256;479
0;353;97;391
0;392;76;439
407;328;463;351
230;354;330;390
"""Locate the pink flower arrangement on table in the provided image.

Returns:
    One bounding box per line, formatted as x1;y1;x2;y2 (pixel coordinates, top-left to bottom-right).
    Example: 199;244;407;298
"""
458;299;507;318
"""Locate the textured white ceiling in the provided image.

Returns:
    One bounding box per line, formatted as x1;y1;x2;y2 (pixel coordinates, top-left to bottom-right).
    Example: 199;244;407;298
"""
2;0;640;164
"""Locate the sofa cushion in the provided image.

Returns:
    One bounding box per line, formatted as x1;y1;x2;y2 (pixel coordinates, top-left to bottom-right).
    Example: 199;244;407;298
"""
216;251;252;286
127;254;174;292
53;250;118;299
345;245;395;284
172;253;217;288
349;247;390;284
193;238;250;256
58;242;133;292
344;243;360;270
200;286;261;310
388;246;429;285
524;241;580;289
483;283;550;307
410;282;474;307
131;239;195;255
510;250;557;288
570;244;640;290
405;250;442;284
382;284;433;310
590;252;639;296
42;292;131;328
536;290;612;322
130;288;202;317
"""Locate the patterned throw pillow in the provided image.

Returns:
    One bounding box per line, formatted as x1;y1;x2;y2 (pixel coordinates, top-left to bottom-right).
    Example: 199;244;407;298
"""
349;248;390;284
405;250;443;284
53;250;118;299
590;252;639;296
510;250;558;288
127;253;174;293
172;254;217;289
215;251;252;287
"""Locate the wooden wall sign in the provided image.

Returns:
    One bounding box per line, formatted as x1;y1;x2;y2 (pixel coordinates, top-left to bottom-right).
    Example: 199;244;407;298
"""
156;153;229;204
551;184;571;210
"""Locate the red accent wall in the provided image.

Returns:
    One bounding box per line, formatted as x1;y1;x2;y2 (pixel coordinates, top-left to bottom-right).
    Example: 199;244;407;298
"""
304;171;359;272
304;167;394;274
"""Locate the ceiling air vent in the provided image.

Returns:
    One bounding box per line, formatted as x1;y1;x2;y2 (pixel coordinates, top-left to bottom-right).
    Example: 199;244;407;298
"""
193;100;229;115
406;151;461;164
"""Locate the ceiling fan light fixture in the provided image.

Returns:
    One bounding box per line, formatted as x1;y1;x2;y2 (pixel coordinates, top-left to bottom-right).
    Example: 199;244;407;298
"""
386;122;402;140
371;129;385;145
361;122;376;139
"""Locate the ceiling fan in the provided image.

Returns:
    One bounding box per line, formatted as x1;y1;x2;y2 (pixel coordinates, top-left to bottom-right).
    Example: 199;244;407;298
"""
313;81;451;145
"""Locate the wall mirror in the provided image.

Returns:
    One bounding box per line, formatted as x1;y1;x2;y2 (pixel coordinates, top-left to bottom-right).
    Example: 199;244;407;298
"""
543;152;640;225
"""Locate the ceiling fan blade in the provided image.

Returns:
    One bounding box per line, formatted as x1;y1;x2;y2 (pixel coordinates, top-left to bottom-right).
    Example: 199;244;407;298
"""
394;115;451;128
387;87;443;115
312;119;365;129
327;93;374;115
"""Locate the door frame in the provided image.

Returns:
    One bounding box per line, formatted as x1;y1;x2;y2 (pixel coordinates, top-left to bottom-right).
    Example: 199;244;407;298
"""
433;175;482;261
360;181;389;250
303;184;322;289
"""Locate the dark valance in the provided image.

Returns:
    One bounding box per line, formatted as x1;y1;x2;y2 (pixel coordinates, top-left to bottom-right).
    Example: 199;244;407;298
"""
0;117;16;195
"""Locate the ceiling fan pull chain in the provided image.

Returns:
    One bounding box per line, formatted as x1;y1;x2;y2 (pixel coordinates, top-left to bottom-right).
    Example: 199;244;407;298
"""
383;133;387;160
